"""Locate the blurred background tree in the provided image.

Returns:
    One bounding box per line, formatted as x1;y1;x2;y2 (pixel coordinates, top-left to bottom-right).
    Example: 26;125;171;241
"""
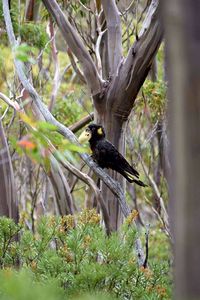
163;0;200;299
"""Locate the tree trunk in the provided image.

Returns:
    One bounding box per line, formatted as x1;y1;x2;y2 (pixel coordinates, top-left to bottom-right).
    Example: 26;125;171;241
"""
163;0;200;299
101;113;126;230
0;119;18;222
25;0;40;22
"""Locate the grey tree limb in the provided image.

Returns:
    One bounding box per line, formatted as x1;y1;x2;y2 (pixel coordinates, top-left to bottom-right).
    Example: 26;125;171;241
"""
101;0;123;75
107;0;163;118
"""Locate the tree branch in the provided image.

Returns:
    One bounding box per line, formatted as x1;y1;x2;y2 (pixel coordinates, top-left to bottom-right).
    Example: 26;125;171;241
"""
48;18;60;111
67;48;86;84
42;0;103;96
108;0;163;118
0;92;21;111
69;113;94;133
101;0;123;75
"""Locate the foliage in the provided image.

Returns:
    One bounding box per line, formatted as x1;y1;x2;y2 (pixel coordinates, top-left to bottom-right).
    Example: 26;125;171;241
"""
10;114;86;170
52;88;87;127
136;79;167;123
19;23;48;49
0;1;48;48
0;213;171;299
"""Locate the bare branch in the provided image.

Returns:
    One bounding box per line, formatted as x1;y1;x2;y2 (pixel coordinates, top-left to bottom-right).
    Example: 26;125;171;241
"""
48;18;60;111
69;113;94;133
95;29;107;77
67;48;86;84
42;0;103;95
0;92;21;111
125;0;162;91
140;156;170;234
101;0;123;75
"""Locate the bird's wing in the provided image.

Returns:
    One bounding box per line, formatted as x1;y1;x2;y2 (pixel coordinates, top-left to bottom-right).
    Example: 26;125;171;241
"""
97;140;139;178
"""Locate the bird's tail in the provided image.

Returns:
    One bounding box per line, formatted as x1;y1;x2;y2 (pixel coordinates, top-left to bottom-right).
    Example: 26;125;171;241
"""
132;179;147;187
124;171;147;187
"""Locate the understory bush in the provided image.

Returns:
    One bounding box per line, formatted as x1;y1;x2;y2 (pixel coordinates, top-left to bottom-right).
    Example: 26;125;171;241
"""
0;211;171;299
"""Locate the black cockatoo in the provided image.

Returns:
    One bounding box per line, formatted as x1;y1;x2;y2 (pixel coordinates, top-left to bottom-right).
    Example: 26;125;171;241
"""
78;124;146;187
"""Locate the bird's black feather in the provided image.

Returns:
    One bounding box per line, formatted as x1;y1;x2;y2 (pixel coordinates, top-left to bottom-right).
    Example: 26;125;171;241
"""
85;124;146;187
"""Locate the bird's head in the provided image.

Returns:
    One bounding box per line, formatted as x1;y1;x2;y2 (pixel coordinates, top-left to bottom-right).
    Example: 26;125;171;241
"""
78;123;105;144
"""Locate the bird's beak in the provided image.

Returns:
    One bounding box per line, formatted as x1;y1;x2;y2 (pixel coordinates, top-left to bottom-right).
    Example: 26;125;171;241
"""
78;129;91;144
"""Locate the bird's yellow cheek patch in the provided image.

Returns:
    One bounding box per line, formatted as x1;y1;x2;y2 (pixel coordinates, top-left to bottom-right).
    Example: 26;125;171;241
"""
78;130;91;144
97;127;103;135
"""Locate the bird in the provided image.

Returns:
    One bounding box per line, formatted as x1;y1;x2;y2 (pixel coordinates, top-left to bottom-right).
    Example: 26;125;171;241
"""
78;123;146;187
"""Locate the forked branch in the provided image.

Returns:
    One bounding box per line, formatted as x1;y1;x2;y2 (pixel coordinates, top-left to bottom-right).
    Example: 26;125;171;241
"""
108;0;163;117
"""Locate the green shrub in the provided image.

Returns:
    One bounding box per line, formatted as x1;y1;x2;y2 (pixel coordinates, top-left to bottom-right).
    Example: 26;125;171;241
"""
0;212;171;299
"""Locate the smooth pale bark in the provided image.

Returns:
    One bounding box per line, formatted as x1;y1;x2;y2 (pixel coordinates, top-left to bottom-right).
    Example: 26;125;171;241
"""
101;0;122;75
163;1;200;299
